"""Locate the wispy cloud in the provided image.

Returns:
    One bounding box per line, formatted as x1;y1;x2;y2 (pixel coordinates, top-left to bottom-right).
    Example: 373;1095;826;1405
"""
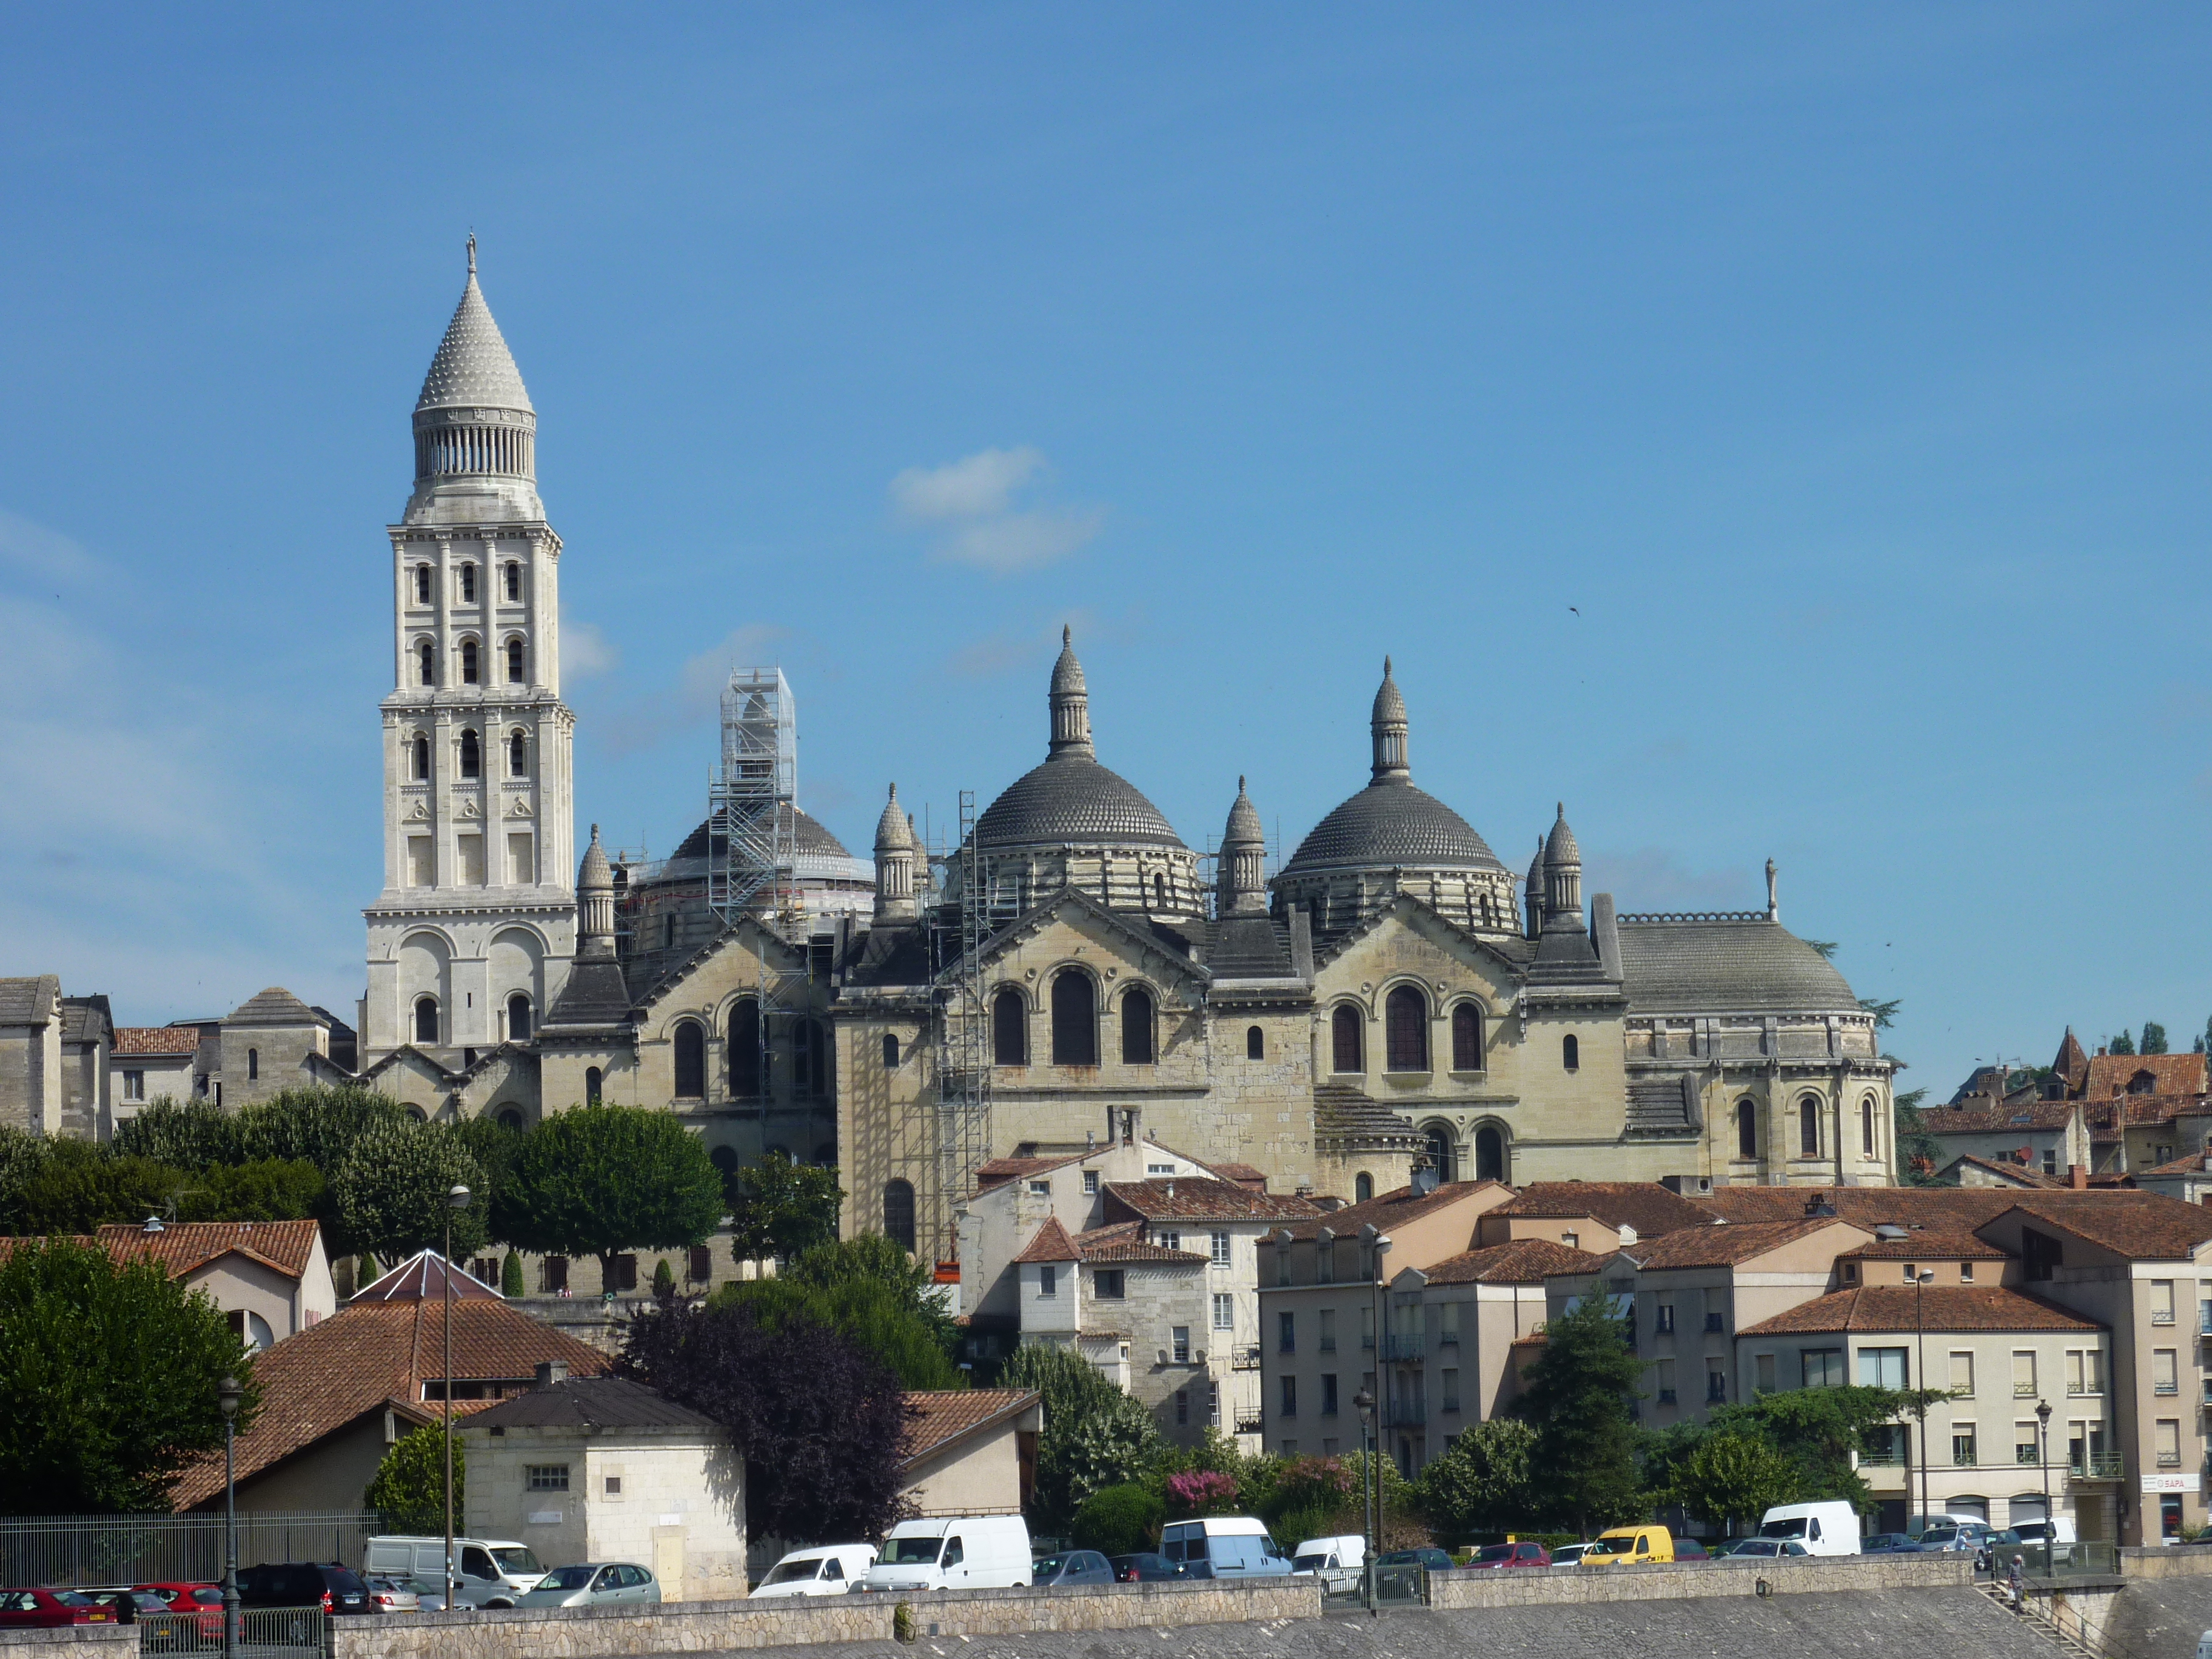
1582;847;1762;912
594;623;788;758
0;508;103;584
891;446;1105;574
560;609;618;680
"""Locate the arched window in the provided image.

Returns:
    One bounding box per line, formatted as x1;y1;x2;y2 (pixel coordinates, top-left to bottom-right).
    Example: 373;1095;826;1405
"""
458;563;477;603
411;734;429;780
796;1019;828;1098
1332;1005;1364;1074
414;565;432;604
1452;1005;1484;1071
1051;970;1098;1067
1561;1033;1580;1071
507;993;531;1041
506;638;525;683
414;997;439;1045
1247;1025;1265;1061
503;561;521;602
672;1021;706;1099
993;988;1027;1067
461;640;479;684
508;731;528;776
406;1105;428;1122
1424;1124;1456;1184
883;1033;900;1069
883;1179;917;1252
1862;1096;1878;1159
497;1107;524;1131
1385;986;1429;1071
1799;1097;1821;1159
247;1048;258;1081
729;1000;761;1097
1153;872;1166;907
709;1145;737;1176
459;729;480;778
418;642;435;685
1736;1099;1757;1160
1121;988;1155;1065
1355;1172;1375;1203
1475;1125;1504;1182
586;1066;602;1103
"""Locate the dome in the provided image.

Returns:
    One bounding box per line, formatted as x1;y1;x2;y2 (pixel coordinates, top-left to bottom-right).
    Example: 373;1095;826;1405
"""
1050;626;1085;696
874;785;913;853
1282;780;1506;876
1544;803;1580;866
578;823;612;890
976;754;1187;850
417;241;532;414
1222;777;1264;848
663;805;853;866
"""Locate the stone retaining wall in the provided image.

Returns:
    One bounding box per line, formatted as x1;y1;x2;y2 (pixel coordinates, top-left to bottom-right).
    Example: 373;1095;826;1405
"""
0;1627;135;1659
2119;1545;2212;1578
1427;1552;1976;1609
326;1578;1319;1659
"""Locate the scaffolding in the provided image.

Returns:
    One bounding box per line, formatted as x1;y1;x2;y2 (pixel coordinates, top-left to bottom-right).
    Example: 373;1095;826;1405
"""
709;668;797;1104
927;791;992;1258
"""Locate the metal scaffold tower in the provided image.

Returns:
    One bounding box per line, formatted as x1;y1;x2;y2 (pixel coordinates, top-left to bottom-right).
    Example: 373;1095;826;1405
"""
709;668;797;1098
928;790;992;1255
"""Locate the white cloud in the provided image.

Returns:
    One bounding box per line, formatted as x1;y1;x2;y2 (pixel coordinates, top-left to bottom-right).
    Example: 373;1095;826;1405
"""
889;446;1104;574
560;611;619;680
0;508;102;583
594;624;788;759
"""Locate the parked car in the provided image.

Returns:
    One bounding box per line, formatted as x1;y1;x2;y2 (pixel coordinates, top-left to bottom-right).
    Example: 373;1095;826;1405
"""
2012;1518;2077;1564
861;1516;1034;1593
515;1564;660;1608
1032;1551;1114;1589
78;1590;168;1623
363;1537;545;1608
1463;1542;1550;1570
1577;1527;1677;1567
1977;1530;2026;1574
1860;1534;1915;1554
1160;1518;1293;1580
1757;1502;1862;1557
1375;1548;1455;1574
363;1577;421;1613
136;1582;225;1643
1720;1539;1810;1560
1110;1554;1182;1583
1291;1535;1366;1594
751;1546;879;1598
1672;1538;1712;1562
235;1563;377;1615
0;1589;117;1629
1547;1544;1593;1566
1916;1526;1983;1555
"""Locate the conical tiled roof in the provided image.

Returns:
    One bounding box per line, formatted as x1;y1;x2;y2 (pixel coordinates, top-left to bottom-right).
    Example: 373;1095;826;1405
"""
1050;626;1085;696
1223;777;1263;848
578;823;612;890
876;785;914;853
1372;656;1406;725
417;247;532;414
1544;803;1580;866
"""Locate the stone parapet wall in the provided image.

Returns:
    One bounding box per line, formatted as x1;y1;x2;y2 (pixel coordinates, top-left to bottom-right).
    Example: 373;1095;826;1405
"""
2119;1546;2212;1578
1427;1552;1976;1609
327;1578;1318;1659
0;1626;136;1659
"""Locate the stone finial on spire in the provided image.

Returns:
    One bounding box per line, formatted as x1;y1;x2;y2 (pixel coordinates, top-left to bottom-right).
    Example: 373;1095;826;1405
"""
1218;776;1268;917
467;232;477;277
874;784;919;920
1370;657;1410;783
1765;858;1778;922
1048;626;1093;759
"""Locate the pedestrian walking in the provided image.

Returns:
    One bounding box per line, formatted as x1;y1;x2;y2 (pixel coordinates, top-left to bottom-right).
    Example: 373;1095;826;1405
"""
2008;1554;2026;1608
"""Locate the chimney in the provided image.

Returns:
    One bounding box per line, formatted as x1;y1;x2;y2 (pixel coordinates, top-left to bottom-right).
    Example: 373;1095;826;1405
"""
534;1361;569;1389
2070;1164;2088;1190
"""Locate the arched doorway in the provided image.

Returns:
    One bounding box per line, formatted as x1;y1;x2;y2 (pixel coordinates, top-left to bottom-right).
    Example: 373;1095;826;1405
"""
1474;1124;1506;1182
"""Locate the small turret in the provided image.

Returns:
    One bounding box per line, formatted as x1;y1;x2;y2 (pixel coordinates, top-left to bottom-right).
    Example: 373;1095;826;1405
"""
1543;803;1584;931
577;825;616;960
1218;777;1268;917
1370;657;1410;783
1048;626;1094;759
1525;836;1547;939
874;784;919;921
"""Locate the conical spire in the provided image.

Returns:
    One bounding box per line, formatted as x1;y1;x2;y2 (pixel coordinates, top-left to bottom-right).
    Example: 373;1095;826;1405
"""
576;825;616;959
1544;802;1580;867
874;785;918;920
1525;835;1547;939
1048;625;1094;759
1218;776;1268;916
1370;657;1410;782
417;241;533;414
1542;804;1583;931
874;782;913;853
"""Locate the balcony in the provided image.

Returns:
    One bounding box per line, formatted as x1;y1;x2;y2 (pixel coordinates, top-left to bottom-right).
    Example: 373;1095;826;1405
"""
1860;1449;1907;1468
1319;1336;1337;1353
1382;1399;1426;1429
2017;1445;2043;1466
1234;1415;1265;1436
1952;1449;1979;1469
2160;1451;2184;1469
2070;1455;2125;1482
2158;1381;2180;1396
2065;1384;2103;1398
1382;1334;1425;1362
2014;1382;2038;1398
1230;1346;1261;1372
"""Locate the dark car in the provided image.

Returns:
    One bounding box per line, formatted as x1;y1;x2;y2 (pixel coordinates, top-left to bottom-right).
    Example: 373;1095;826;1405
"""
0;1590;115;1629
236;1563;376;1615
1110;1553;1182;1582
1464;1542;1550;1570
1719;1539;1809;1560
1032;1550;1114;1589
1672;1538;1712;1562
1860;1534;1914;1554
1376;1549;1455;1574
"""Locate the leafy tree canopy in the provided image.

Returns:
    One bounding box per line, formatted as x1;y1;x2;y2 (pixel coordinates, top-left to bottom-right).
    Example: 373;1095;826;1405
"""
1509;1285;1646;1532
1072;1483;1164;1556
2110;1029;2136;1056
1705;1383;1944;1514
365;1423;461;1534
332;1126;488;1264
1418;1417;1538;1541
997;1342;1162;1530
716;1235;963;1389
0;1237;258;1512
1892;1088;1943;1187
726;1152;843;1262
2140;1021;2170;1056
1666;1431;1800;1531
493;1105;723;1282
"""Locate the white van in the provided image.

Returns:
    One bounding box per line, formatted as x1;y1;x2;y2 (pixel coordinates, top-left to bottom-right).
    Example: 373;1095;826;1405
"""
1757;1503;1862;1557
751;1544;879;1598
362;1536;546;1607
1160;1517;1293;1579
2011;1518;2077;1564
1290;1535;1365;1594
860;1516;1031;1593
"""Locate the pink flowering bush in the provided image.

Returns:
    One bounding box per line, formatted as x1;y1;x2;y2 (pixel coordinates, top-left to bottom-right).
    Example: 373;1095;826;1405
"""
1164;1469;1241;1517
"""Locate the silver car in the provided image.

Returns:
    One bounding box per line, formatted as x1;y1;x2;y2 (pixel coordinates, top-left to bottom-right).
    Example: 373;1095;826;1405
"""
515;1564;660;1608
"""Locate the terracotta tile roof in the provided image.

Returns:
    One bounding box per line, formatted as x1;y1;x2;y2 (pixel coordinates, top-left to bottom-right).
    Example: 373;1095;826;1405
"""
1623;1217;1863;1270
1072;1221;1208;1264
2055;1030;2091;1093
1985;1192;2212;1261
172;1298;608;1509
1490;1181;1715;1239
900;1389;1040;1468
2139;1151;2212;1178
976;1156;1082;1191
95;1220;321;1281
1942;1155;2068;1189
1698;1186;2027;1230
1738;1285;2102;1337
1014;1218;1081;1264
1102;1179;1323;1223
1276;1180;1510;1243
112;1027;204;1057
2085;1053;2209;1099
352;1250;501;1301
1839;1228;2009;1261
1423;1238;1608;1285
1920;1102;2079;1136
1208;1162;1270;1191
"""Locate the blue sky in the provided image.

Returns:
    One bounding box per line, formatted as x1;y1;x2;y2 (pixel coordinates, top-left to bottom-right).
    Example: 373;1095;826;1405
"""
2;4;2206;1093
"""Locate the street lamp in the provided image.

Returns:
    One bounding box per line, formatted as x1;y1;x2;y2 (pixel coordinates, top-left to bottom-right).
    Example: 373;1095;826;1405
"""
1359;1224;1392;1610
1352;1386;1375;1609
443;1184;471;1609
2037;1398;2055;1570
1914;1269;1935;1533
218;1375;242;1659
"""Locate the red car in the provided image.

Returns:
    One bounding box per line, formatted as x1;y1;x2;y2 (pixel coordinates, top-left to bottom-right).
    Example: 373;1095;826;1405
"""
0;1589;116;1628
137;1583;226;1640
1463;1542;1551;1569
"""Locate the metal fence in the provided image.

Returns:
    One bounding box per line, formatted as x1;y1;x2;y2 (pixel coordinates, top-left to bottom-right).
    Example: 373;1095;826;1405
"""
0;1513;375;1591
138;1606;326;1657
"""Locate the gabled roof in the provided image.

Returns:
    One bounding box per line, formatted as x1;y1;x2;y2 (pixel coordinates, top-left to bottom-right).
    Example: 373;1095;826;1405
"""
1982;1193;2212;1261
1423;1238;1607;1285
225;987;329;1028
1490;1181;1714;1239
60;996;112;1046
112;1026;204;1057
353;1250;501;1302
1072;1221;1208;1264
1940;1154;2069;1189
1738;1285;2100;1338
1102;1179;1322;1224
172;1298;608;1508
1307;891;1530;978
0;975;61;1026
1614;918;1861;1016
2085;1052;2210;1099
974;885;1205;986
467;1375;717;1432
1840;1228;2008;1261
1014;1218;1081;1264
900;1389;1041;1469
1697;1185;2027;1231
95;1220;321;1281
1919;1102;2079;1136
1621;1216;1861;1270
1275;1179;1510;1243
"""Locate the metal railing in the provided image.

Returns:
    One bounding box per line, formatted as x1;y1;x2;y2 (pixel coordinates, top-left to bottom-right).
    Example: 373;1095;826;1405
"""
2016;1445;2042;1465
2070;1454;2125;1480
139;1606;325;1656
0;1512;375;1592
1382;1335;1424;1362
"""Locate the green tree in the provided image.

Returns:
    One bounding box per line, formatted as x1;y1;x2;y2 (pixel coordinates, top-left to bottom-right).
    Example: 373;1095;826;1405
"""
1666;1431;1800;1532
1073;1483;1165;1555
451;1114;529;1232
1706;1384;1941;1514
0;1236;258;1512
113;1098;243;1169
2110;1029;2136;1056
1510;1285;1645;1533
1892;1089;1942;1187
1418;1417;1538;1541
2141;1022;2170;1056
16;1142;191;1233
0;1125;46;1233
718;1236;962;1388
178;1160;324;1224
492;1106;724;1287
501;1250;526;1298
726;1152;843;1262
364;1423;462;1534
652;1258;675;1298
332;1126;488;1264
998;1342;1163;1530
235;1087;412;1175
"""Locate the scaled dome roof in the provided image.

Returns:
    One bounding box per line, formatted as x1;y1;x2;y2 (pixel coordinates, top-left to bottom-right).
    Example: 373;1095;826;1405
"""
1282;780;1506;876
417;245;533;414
976;754;1187;850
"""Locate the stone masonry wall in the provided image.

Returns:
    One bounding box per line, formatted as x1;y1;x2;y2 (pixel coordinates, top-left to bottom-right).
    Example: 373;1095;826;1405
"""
1426;1552;1975;1609
0;1627;136;1659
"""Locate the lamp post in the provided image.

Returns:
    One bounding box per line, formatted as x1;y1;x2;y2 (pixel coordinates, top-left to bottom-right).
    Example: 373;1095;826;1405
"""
218;1375;242;1659
1914;1269;1935;1533
443;1184;471;1609
1359;1224;1392;1609
2037;1398;2054;1570
1352;1386;1375;1609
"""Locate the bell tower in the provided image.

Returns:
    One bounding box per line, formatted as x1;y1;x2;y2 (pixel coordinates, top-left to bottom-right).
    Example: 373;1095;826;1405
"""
363;241;577;1069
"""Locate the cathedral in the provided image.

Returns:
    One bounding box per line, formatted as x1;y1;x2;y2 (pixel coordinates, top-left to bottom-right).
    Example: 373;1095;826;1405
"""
355;250;1900;1261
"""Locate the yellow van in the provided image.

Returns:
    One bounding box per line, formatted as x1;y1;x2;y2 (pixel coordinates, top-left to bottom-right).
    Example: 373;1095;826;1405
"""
1576;1526;1674;1567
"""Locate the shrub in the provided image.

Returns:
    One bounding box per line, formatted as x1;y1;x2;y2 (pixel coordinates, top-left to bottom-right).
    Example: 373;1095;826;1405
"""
1164;1469;1239;1518
1072;1483;1164;1557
